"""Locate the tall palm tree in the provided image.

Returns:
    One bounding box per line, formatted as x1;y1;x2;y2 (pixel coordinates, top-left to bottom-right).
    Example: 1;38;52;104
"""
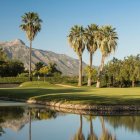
96;26;118;88
68;25;85;86
20;12;42;81
85;24;98;86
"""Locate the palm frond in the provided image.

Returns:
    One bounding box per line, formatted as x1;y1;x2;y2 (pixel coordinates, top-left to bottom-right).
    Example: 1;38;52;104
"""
20;12;42;41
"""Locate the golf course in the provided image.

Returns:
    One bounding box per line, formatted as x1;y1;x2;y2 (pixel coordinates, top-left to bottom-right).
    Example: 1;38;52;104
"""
0;81;140;106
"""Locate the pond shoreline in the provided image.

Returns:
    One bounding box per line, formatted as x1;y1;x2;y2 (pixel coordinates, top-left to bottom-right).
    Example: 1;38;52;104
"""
27;99;140;111
0;83;20;88
1;97;140;113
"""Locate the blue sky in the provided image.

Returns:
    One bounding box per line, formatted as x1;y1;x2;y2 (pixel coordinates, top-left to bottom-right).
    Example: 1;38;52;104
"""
0;0;140;65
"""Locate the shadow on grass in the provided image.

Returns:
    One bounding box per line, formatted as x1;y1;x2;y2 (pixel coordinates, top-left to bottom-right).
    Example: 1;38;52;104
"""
0;88;140;105
0;88;86;99
34;93;140;105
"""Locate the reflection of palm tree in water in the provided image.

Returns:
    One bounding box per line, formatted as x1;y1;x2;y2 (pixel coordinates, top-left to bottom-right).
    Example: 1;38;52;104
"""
99;117;116;140
28;108;57;140
72;115;85;140
86;115;97;140
32;108;57;120
29;109;31;140
0;127;4;136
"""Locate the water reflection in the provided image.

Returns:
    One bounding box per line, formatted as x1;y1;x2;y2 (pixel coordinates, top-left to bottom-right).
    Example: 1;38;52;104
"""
99;117;116;140
0;127;4;136
29;109;31;140
105;116;140;132
28;108;57;140
0;107;25;132
85;116;97;140
0;106;140;140
72;115;85;140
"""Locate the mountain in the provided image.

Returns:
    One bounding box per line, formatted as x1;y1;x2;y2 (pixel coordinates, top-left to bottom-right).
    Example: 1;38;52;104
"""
0;39;87;76
0;113;29;132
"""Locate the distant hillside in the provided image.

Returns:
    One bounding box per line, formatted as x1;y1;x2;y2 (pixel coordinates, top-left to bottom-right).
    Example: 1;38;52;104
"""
0;39;87;76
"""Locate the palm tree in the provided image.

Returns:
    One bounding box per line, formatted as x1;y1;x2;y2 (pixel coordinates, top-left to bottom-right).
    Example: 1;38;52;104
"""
68;25;85;86
85;24;98;86
96;26;118;88
20;12;42;81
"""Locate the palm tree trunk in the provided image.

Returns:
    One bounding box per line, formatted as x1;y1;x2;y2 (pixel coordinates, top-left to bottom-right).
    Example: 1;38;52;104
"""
96;79;101;88
100;55;105;72
44;75;45;82
80;115;83;136
78;56;82;86
96;55;105;88
29;41;32;81
88;52;93;86
29;109;31;140
132;80;135;87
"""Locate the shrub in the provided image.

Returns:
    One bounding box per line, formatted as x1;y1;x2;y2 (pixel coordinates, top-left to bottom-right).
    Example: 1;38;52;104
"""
0;77;29;84
18;73;29;77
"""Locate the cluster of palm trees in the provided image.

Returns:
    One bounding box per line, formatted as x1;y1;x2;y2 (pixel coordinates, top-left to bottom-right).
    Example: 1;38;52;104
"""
68;24;118;87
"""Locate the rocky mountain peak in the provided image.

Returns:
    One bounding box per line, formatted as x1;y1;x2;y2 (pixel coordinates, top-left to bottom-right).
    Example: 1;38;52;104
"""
11;39;25;46
0;39;25;47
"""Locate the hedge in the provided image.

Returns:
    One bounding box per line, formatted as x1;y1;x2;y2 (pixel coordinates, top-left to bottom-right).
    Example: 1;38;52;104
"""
0;77;29;84
0;76;88;85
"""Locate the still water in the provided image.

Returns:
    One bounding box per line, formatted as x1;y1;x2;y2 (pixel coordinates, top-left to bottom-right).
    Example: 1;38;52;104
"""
0;102;140;140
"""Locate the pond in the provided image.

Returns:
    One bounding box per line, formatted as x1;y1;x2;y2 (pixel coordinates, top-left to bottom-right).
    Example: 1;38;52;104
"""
0;102;140;140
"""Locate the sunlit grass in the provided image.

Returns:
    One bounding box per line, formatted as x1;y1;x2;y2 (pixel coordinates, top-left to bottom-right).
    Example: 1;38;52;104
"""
0;81;140;105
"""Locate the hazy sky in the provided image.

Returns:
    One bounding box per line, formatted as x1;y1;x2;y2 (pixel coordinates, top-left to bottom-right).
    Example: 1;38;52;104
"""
0;0;140;65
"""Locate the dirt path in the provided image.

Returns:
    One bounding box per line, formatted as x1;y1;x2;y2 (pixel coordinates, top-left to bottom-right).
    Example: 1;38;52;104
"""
55;84;77;88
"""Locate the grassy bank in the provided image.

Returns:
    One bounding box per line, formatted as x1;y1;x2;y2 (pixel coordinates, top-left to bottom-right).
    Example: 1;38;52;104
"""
0;81;140;105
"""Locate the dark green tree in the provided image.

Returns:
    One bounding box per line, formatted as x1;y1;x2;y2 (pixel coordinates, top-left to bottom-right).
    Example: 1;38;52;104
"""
0;48;7;64
35;62;44;71
0;60;24;77
48;63;62;76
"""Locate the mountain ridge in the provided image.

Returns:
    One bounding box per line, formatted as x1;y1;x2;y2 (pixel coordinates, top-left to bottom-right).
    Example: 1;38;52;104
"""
0;39;87;76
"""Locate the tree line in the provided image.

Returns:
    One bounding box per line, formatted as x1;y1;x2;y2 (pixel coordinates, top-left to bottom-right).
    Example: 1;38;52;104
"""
102;55;140;87
83;55;140;88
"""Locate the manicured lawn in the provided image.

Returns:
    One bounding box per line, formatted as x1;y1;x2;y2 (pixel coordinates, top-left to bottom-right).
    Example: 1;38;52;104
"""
0;81;140;105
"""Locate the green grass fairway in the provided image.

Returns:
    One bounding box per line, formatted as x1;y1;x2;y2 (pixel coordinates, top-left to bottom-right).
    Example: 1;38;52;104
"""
0;81;140;105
